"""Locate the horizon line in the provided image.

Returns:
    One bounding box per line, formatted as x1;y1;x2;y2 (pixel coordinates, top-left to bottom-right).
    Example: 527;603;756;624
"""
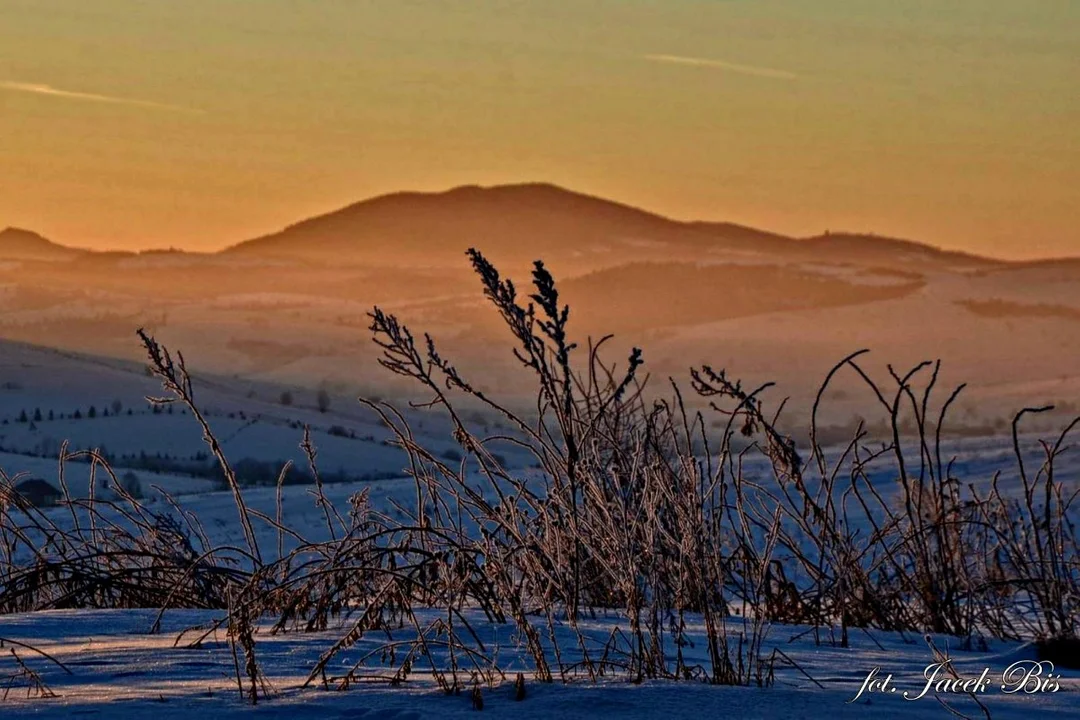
2;182;1076;266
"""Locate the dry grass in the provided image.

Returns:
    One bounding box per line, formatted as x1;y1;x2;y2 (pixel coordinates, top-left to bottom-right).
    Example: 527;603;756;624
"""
0;249;1077;706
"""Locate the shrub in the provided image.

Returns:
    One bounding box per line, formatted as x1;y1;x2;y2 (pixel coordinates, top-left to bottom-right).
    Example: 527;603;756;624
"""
327;425;352;438
0;251;1075;702
120;471;143;499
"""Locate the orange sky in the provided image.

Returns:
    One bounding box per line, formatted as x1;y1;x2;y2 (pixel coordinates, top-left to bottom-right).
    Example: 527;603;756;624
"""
0;1;1077;259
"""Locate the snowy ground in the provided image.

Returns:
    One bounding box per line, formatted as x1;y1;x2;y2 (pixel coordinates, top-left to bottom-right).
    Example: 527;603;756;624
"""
0;337;514;497
1;363;1077;717
9;426;1073;562
3;447;1078;718
0;608;1076;718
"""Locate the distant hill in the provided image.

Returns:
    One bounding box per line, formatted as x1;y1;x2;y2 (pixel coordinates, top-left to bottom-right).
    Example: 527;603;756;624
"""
796;232;997;268
223;183;999;274
0;227;84;261
2;185;1027;272
1;183;1078;430
223;183;723;273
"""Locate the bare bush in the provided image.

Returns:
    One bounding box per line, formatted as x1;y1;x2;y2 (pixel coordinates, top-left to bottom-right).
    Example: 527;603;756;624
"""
0;248;1076;708
0;448;244;613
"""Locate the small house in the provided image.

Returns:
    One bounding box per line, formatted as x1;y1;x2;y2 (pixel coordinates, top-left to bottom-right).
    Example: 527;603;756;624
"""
13;478;63;508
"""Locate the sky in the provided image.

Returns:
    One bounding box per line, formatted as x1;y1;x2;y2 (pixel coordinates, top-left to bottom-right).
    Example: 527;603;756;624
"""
0;0;1077;259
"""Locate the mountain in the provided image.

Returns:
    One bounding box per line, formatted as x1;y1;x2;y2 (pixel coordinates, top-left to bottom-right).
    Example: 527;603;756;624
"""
224;183;720;273
3;185;1016;272
2;183;1078;434
224;183;997;274
0;227;84;261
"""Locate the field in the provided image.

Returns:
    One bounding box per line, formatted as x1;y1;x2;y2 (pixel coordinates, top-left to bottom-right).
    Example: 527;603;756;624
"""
1;605;1077;718
1;252;1077;719
2;464;1079;718
2;455;1078;718
4;1;1077;715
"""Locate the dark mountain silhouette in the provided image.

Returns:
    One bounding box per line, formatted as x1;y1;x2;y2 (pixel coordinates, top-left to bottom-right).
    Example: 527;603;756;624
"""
223;183;1000;273
0;227;84;261
1;184;1061;273
224;183;733;273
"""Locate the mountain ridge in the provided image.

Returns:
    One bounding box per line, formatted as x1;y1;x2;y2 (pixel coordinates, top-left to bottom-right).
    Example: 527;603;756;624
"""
219;183;1013;272
0;226;85;261
1;184;1068;268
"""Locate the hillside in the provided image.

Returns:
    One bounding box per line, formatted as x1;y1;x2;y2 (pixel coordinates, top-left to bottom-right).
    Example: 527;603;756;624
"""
0;183;1077;432
0;227;84;261
221;184;995;275
0;338;487;498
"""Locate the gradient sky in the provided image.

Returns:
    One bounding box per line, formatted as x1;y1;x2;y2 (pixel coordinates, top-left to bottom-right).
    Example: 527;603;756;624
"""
0;0;1077;258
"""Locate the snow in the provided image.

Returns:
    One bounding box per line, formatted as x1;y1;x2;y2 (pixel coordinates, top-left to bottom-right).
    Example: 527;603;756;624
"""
1;340;1078;717
0;451;216;498
0;337;525;497
0;608;1076;718
2;447;1077;718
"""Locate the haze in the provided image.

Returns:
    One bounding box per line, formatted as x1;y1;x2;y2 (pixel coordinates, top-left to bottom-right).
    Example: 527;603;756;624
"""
0;0;1077;259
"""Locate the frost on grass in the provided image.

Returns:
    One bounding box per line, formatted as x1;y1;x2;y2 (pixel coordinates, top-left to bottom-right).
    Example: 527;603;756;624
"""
1;251;1077;717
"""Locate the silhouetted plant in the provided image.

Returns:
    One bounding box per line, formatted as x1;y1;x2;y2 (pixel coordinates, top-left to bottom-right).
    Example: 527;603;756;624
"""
0;248;1075;709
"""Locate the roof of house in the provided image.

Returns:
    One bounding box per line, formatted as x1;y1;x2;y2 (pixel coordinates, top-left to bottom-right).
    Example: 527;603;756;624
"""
13;478;62;496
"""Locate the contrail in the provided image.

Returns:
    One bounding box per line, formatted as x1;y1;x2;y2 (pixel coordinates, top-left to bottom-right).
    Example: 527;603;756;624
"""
644;54;798;81
0;81;204;114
